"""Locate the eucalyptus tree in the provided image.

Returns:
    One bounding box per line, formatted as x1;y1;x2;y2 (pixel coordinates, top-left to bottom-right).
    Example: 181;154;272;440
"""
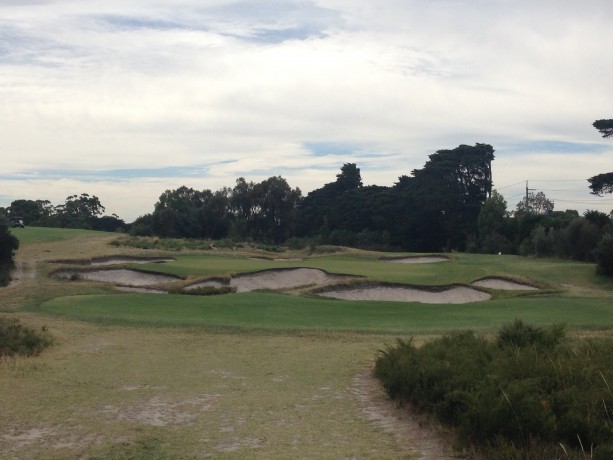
400;143;495;251
588;119;613;195
0;219;19;286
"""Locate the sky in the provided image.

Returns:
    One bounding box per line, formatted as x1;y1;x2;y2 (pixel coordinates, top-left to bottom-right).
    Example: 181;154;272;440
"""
1;0;612;222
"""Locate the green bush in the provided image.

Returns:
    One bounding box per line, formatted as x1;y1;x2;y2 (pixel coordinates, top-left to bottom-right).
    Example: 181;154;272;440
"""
374;322;613;459
0;317;53;357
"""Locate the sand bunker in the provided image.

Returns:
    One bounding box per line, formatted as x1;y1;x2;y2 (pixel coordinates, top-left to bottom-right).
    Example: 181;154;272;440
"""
471;277;539;291
230;268;350;293
90;257;175;266
232;268;347;293
321;284;491;304
52;256;175;266
382;256;449;264
53;269;181;287
184;268;350;293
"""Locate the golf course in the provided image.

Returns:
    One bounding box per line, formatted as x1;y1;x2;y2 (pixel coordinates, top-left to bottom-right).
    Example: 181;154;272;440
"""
2;227;613;459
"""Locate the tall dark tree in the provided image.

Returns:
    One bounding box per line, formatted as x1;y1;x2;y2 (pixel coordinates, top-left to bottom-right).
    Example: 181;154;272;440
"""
230;178;260;240
9;199;52;225
335;163;363;192
588;119;613;195
297;164;364;237
254;176;302;243
64;193;105;219
153;186;210;238
588;172;613;196
405;143;495;250
0;219;19;286
593;119;613;138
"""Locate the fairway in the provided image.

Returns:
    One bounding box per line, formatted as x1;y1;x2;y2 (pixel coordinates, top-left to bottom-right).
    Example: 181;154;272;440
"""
2;228;613;458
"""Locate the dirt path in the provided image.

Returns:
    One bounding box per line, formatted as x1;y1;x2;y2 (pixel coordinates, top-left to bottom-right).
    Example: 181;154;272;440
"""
8;261;37;287
352;366;462;460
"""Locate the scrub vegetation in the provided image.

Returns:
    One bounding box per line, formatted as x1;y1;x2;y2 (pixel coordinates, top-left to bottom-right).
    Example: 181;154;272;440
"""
375;320;613;459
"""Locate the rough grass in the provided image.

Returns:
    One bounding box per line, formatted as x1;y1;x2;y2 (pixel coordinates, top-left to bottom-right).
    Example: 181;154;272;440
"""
0;314;411;459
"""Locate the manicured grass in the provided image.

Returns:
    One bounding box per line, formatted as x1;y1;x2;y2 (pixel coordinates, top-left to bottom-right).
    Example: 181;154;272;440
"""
37;242;613;334
40;292;613;334
134;252;613;291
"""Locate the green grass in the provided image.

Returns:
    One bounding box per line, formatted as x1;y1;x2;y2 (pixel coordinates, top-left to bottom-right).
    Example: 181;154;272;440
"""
133;252;613;291
9;226;111;245
34;241;613;334
39;291;613;334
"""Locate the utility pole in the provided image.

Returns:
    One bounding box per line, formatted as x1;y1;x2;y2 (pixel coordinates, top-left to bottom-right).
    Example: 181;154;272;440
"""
525;181;535;211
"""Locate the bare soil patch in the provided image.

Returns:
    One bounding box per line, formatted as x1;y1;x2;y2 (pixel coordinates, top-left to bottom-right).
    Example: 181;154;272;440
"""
8;261;37;287
353;366;462;459
321;284;491;304
101;394;219;427
472;277;539;291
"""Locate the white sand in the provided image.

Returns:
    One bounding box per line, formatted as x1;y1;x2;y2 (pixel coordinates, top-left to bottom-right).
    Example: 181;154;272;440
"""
230;268;346;293
54;269;179;287
471;278;539;291
321;285;491;304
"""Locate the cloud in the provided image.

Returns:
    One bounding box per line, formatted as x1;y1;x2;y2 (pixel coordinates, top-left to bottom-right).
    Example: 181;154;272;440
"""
1;0;612;220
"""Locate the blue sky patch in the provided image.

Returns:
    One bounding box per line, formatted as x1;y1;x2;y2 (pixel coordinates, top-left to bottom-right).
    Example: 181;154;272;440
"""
304;142;362;157
1;166;208;182
501;140;607;155
96;15;186;31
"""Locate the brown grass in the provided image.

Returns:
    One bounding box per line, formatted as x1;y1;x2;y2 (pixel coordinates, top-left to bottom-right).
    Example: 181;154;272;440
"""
0;314;420;459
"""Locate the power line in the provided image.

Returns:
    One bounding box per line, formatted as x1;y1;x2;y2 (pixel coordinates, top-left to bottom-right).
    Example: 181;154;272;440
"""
526;179;588;182
496;181;525;190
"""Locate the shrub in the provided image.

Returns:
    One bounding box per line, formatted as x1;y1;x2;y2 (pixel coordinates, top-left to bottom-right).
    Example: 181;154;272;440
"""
496;319;565;351
375;322;613;459
0;317;53;357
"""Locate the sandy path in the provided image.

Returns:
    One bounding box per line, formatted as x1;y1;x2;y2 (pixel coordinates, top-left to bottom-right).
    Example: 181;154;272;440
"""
353;366;461;459
8;261;37;287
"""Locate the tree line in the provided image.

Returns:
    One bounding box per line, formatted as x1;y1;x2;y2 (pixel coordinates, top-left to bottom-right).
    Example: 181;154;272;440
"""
1;118;612;281
128;143;496;252
0;193;126;232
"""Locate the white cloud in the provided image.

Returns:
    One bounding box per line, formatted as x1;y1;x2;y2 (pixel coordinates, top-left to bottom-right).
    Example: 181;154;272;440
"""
1;0;612;221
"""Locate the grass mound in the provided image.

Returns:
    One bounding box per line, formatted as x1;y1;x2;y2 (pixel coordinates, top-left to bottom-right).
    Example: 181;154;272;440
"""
0;317;53;357
374;320;613;459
